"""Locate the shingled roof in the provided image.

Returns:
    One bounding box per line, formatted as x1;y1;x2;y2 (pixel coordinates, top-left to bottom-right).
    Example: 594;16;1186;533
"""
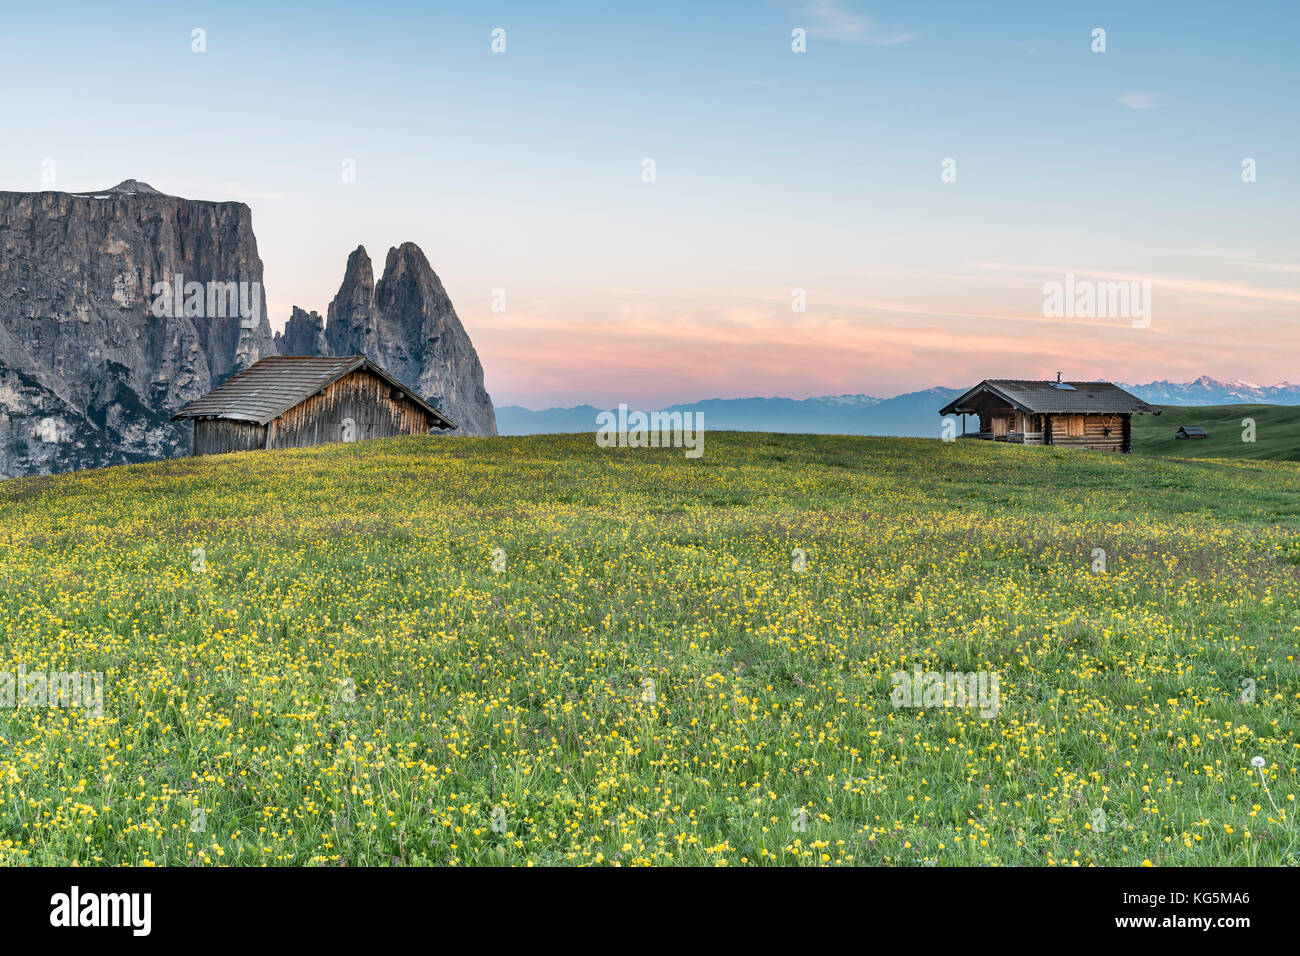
172;355;457;429
939;380;1159;416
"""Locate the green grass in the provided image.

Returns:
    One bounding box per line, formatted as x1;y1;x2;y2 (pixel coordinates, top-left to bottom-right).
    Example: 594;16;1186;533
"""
1132;403;1300;461
0;432;1297;866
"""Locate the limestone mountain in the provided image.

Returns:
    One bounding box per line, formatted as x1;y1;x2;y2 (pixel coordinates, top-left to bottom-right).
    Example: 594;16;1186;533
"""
0;180;277;476
274;307;328;358
300;243;496;436
0;180;496;477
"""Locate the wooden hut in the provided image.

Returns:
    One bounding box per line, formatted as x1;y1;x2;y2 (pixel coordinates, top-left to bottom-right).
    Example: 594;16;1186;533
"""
939;376;1158;453
173;355;456;455
1175;425;1207;440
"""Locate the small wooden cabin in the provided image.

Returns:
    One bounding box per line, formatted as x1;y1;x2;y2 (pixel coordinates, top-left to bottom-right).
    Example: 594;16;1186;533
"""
1175;425;1207;440
173;355;456;455
939;377;1158;453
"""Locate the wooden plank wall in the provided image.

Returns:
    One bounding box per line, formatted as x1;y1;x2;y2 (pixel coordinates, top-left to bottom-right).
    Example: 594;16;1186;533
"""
980;408;1048;445
265;369;432;450
1045;413;1127;452
193;419;268;455
963;409;1129;451
1016;412;1046;445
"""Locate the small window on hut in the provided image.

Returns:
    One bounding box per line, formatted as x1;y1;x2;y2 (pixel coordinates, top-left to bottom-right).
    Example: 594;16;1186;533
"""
1067;415;1085;437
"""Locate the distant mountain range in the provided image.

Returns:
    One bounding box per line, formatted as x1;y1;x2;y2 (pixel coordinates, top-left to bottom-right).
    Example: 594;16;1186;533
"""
497;377;1300;438
1120;375;1300;407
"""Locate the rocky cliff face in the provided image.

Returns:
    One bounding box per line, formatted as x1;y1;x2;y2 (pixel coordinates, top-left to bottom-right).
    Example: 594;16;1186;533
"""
0;180;277;476
0;180;496;476
314;243;496;436
274;306;328;357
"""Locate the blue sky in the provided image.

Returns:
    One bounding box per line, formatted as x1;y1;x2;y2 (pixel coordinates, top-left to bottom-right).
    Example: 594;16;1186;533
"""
3;0;1296;406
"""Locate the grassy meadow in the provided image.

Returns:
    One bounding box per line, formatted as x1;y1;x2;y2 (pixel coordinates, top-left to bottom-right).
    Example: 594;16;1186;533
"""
0;432;1297;866
1132;403;1300;461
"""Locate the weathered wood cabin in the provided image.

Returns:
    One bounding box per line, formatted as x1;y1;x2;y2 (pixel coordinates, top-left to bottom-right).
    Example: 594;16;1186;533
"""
939;377;1158;453
173;355;456;455
1175;425;1207;440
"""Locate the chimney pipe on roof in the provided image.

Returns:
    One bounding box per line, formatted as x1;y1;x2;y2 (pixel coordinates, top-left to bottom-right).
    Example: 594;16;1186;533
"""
1056;371;1062;383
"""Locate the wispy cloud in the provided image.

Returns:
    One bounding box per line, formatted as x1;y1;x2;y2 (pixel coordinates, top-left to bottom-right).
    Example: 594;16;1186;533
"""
1116;92;1162;110
973;262;1300;305
804;0;911;46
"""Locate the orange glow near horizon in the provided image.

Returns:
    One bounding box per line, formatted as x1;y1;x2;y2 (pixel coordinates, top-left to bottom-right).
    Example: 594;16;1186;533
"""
437;275;1299;407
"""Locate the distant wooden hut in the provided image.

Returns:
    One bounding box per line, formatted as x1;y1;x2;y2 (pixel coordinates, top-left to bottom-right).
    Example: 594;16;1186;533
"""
173;355;456;455
939;375;1158;453
1175;425;1208;439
